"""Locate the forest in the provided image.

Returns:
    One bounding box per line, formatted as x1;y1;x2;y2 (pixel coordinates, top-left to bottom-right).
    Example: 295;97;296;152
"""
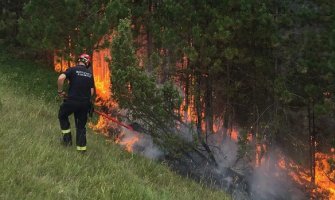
1;0;334;199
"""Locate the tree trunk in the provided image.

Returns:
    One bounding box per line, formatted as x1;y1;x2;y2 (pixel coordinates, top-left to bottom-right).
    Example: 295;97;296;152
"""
195;71;203;140
184;58;190;120
205;73;213;140
195;70;217;166
308;99;316;184
224;63;231;137
161;49;170;83
146;0;153;72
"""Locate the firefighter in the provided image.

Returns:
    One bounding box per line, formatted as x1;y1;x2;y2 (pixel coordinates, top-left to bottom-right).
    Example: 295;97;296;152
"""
57;53;95;152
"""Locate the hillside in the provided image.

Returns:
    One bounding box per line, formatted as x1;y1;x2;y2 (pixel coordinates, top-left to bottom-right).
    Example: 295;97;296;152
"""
0;52;230;200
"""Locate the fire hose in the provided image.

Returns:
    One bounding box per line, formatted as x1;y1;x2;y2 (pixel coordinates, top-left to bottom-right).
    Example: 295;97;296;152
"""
93;110;135;131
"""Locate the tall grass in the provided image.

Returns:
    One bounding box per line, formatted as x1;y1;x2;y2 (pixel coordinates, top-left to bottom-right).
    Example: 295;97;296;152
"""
0;52;230;200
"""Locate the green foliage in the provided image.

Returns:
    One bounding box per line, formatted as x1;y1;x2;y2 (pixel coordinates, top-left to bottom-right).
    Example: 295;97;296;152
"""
110;19;189;154
18;0;128;57
274;77;294;103
0;9;16;44
0;0;27;46
0;47;57;102
281;0;335;105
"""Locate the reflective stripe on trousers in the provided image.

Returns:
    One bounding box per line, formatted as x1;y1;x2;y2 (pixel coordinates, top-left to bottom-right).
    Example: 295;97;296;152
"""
77;146;87;151
61;129;71;134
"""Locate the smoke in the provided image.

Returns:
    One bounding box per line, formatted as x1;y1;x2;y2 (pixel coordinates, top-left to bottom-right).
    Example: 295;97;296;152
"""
206;129;306;200
116;123;307;200
177;122;195;143
119;128;164;160
207;131;238;169
248;150;306;200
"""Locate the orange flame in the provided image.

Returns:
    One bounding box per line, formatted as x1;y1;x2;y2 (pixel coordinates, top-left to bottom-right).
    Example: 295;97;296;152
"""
230;129;239;141
314;152;335;199
92;115;110;136
115;131;140;152
255;143;267;167
92;48;111;100
54;51;75;72
278;151;335;199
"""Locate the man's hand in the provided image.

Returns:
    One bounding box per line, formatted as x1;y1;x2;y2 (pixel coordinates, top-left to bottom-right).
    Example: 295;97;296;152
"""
58;91;67;99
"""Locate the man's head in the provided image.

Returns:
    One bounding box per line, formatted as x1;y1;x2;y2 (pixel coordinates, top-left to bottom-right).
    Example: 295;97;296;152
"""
78;53;91;68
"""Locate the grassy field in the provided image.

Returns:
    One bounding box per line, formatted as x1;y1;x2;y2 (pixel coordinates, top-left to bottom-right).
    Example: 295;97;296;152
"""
0;52;230;200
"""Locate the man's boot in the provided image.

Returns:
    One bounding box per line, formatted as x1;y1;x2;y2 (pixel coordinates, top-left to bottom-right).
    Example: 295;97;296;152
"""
62;132;72;146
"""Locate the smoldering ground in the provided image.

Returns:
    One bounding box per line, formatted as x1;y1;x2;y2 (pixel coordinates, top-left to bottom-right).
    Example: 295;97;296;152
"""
115;126;307;200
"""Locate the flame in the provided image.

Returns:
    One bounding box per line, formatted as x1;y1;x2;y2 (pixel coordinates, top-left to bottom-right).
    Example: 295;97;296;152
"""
230;129;239;141
115;131;140;152
278;151;335;199
231;129;335;199
91;114;110;136
92;48;111;100
54;51;75;72
314;152;335;199
179;89;196;123
255;143;267;167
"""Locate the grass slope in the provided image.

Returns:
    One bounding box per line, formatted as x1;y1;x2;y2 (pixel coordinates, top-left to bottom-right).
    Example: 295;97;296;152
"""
0;52;230;200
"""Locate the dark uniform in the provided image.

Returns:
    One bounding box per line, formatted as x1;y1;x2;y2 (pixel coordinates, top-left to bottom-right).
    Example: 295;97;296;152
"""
58;65;95;151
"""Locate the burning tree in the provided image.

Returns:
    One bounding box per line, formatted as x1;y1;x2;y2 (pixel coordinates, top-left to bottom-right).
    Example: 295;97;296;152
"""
108;18;218;165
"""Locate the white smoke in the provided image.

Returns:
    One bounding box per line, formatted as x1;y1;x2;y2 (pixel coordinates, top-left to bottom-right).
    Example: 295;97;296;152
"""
206;128;306;200
117;123;307;200
207;131;238;169
249;150;306;200
119;128;164;160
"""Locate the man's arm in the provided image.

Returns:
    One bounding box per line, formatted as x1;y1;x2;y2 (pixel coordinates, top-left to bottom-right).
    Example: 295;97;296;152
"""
91;76;95;97
91;88;95;96
57;74;66;92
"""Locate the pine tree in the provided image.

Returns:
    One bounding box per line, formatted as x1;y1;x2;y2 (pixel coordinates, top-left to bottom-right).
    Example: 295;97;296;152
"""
110;18;203;160
18;0;127;59
0;0;28;46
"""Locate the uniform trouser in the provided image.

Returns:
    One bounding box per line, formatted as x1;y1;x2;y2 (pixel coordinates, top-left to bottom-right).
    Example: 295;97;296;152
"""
58;99;90;151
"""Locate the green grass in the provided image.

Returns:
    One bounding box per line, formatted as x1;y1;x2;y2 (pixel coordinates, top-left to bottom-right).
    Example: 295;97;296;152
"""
0;52;230;200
